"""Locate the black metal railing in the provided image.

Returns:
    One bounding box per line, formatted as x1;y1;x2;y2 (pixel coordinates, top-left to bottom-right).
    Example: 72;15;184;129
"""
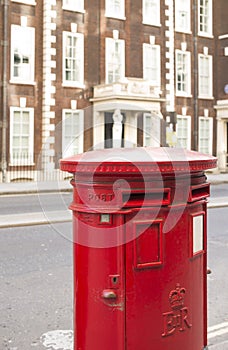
1;152;71;183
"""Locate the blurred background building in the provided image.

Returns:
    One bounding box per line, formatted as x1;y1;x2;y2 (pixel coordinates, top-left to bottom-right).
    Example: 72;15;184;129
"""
0;0;228;182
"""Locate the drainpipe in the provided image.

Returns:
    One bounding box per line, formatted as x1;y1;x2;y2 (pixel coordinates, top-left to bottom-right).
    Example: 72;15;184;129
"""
98;0;101;85
193;0;198;151
1;0;9;182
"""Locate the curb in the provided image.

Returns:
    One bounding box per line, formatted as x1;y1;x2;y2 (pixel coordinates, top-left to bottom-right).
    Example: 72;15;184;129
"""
0;181;72;196
208;197;228;209
0;201;227;228
0;188;73;196
0;210;72;228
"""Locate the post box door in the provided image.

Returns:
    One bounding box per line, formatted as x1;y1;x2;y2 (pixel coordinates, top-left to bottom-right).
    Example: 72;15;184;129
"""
124;207;207;350
73;212;126;350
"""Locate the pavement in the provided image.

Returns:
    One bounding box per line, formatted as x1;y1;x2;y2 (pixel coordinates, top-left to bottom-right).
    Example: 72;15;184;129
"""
0;179;72;196
0;172;228;228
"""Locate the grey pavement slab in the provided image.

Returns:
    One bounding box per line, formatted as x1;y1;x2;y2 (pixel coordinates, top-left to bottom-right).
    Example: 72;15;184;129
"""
208;196;228;208
0;210;72;228
206;173;228;185
0;180;72;196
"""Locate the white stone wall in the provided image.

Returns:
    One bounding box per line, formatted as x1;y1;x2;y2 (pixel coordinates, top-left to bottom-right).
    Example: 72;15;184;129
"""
165;0;175;113
42;0;57;171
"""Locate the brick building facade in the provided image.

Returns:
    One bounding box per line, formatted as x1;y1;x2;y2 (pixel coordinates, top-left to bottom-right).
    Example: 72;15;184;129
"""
0;0;228;181
214;0;228;171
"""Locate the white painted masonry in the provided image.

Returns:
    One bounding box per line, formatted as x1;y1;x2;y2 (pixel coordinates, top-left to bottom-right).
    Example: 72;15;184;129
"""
165;0;175;113
42;0;57;171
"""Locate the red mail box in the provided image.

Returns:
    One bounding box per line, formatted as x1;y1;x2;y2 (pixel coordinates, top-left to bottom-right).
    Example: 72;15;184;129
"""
60;147;217;350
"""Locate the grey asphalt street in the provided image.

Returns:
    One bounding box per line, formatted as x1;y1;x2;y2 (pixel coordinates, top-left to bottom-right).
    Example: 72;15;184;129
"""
0;192;72;215
0;223;73;350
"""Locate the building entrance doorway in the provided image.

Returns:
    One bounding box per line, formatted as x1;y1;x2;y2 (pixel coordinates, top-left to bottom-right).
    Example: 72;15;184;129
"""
104;112;125;148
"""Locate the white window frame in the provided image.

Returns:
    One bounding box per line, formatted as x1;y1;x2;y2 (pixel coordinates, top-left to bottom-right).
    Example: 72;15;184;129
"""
62;31;84;88
176;115;191;150
105;37;125;84
10;107;34;165
198;54;213;98
175;0;191;33
143;113;161;147
144;113;153;147
142;0;160;26
175;50;191;97
12;0;36;4
105;0;125;20
198;0;213;37
10;25;35;84
62;0;85;13
143;43;161;87
198;117;213;154
62;109;84;157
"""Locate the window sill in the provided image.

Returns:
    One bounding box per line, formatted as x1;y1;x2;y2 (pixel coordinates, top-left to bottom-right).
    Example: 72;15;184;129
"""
12;0;36;5
10;80;36;86
176;93;192;98
105;13;126;21
62;82;85;89
198;95;214;100
62;7;85;14
175;29;192;35
142;21;161;27
9;162;35;167
198;32;214;39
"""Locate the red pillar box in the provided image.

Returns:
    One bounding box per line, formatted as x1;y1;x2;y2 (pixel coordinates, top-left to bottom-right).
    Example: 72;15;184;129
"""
60;147;217;350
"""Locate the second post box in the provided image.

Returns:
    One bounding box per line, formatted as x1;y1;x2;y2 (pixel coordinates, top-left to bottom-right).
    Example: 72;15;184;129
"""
60;147;217;350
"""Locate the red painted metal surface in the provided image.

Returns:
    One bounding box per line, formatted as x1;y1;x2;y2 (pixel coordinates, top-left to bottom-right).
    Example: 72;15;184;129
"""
60;147;217;350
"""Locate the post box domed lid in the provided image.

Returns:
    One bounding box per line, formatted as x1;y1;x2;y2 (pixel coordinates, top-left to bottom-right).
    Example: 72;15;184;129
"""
60;147;217;175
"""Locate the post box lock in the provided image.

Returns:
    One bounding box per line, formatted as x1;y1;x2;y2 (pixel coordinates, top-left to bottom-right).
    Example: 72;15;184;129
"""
102;289;117;299
109;274;120;289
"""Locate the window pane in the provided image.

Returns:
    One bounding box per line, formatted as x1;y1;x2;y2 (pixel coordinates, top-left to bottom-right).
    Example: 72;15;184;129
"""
143;0;160;25
13;136;20;147
199;0;211;34
63;0;84;11
22;123;29;134
63;32;84;84
143;45;160;84
11;25;35;81
175;0;190;32
10;108;34;164
21;137;29;147
106;0;124;18
199;55;212;96
199;117;212;154
176;116;190;149
113;0;121;13
106;38;124;84
62;111;84;157
14;112;21;123
176;51;190;94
